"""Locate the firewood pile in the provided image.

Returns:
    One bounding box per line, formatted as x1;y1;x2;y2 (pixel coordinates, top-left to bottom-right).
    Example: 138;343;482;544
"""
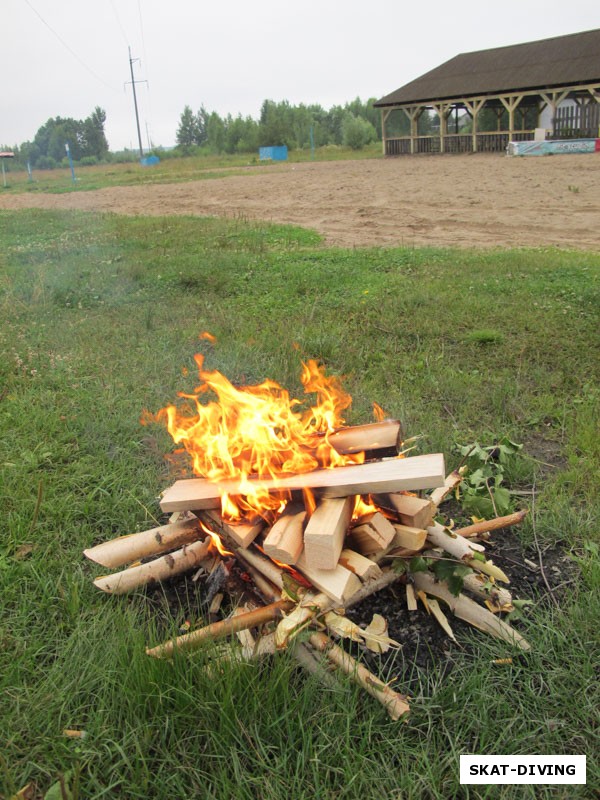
84;417;531;721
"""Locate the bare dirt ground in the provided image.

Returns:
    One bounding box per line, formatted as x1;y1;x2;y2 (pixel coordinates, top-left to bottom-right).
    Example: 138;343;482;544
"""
2;153;599;249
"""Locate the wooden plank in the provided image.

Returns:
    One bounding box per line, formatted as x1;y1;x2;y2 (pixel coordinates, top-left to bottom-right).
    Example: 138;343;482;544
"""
262;506;306;564
348;511;396;555
338;549;383;582
295;552;361;605
377;493;434;529
199;509;264;549
160;454;445;512
303;497;353;570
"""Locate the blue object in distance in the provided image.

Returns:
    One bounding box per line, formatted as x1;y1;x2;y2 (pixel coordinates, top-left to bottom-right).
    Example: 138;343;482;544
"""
259;146;288;161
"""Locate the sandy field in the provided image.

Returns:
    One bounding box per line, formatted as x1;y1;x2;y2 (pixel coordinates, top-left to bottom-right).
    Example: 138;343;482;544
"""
1;153;599;249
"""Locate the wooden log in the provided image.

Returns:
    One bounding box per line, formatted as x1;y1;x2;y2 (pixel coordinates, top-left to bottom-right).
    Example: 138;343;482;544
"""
422;549;513;608
295;552;361;605
455;509;528;538
198;509;264;549
377;493;435;529
349;512;395;555
93;539;211;595
412;572;530;650
392;524;428;551
234;546;284;589
325;419;403;457
308;632;410;720
262;506;306;564
429;469;464;507
426;523;509;583
84;518;201;569
146;598;294;658
338;549;383;581
303;497;353;570
159;453;446;512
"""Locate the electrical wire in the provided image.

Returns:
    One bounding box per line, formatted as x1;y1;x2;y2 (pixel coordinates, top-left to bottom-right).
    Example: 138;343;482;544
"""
22;0;118;92
109;0;130;48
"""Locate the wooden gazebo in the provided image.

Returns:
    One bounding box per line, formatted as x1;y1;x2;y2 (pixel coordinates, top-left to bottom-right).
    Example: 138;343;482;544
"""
374;28;600;155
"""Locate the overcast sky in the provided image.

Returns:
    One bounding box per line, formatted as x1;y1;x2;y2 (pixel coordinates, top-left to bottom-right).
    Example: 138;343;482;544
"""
2;0;598;151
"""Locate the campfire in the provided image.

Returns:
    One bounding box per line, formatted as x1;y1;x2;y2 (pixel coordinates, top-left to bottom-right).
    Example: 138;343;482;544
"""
84;342;530;720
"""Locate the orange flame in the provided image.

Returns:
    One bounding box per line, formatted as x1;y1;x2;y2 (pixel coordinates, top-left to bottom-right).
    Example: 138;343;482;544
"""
200;522;234;556
150;346;367;517
353;495;378;519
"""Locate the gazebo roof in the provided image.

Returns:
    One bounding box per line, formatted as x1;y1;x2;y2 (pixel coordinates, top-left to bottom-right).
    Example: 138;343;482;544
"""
375;28;600;107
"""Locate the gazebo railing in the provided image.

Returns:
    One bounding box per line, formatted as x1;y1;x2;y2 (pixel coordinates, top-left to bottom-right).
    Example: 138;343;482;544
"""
384;130;536;155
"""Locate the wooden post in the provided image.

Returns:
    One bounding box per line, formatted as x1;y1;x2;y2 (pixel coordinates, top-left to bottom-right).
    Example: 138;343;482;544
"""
464;99;485;153
500;95;524;143
381;108;392;155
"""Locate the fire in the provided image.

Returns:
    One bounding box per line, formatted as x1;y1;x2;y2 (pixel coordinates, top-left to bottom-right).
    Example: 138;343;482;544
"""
200;522;234;556
150;346;368;517
353;495;378;519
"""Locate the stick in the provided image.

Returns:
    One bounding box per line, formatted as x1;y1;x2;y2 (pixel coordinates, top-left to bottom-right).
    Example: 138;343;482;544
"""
93;539;211;595
308;632;410;720
84;518;201;568
146;599;294;658
455;509;528;538
412;572;530;650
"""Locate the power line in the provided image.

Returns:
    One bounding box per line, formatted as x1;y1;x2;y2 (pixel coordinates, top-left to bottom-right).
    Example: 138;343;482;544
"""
109;0;129;48
23;0;118;92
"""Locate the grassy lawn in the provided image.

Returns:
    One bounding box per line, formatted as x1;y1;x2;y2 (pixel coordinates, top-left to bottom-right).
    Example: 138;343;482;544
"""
0;143;382;195
1;209;598;799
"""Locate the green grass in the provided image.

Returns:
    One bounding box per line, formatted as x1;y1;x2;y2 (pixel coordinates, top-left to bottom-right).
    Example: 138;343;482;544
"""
1;209;598;799
0;142;382;195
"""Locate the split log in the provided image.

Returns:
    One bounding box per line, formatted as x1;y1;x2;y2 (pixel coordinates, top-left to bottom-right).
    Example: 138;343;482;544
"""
412;571;530;651
338;549;383;581
198;509;263;549
295;552;361;605
303;497;353;570
392;524;428;552
159;453;446;512
429;469;464;507
146;598;294;658
93;539;211;595
426;523;509;583
308;632;410;720
422;549;513;608
405;583;418;611
83;517;201;569
377;493;435;529
325;419;403;458
262;506;306;564
455;509;528;538
349;512;395;555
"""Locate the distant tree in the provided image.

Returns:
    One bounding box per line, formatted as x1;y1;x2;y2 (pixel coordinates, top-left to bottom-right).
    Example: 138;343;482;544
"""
196;106;209;146
82;106;109;157
206;112;226;152
28;109;109;167
342;114;377;149
176;105;200;147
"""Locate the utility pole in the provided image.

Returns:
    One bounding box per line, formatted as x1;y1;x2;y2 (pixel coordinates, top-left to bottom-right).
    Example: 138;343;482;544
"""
126;47;146;159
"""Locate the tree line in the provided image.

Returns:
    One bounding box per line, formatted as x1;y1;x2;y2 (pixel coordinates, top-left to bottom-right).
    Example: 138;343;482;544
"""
175;98;387;154
5;107;109;169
